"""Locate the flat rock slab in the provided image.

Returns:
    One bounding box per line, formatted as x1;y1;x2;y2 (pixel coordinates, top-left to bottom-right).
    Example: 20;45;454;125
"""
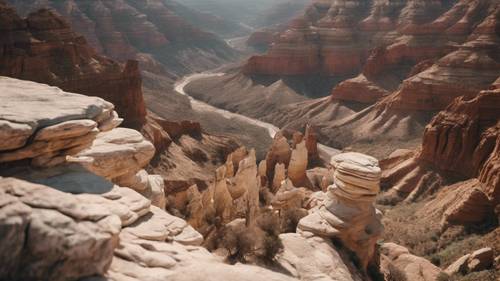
0;76;113;151
70;128;155;180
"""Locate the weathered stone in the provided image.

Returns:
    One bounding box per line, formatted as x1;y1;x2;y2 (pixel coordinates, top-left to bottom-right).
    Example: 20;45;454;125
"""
445;254;470;275
277;233;363;281
0;177;121;281
467;247;494;272
288;141;308;187
381;243;442;281
34;119;98;141
69;128;155;180
298;152;383;270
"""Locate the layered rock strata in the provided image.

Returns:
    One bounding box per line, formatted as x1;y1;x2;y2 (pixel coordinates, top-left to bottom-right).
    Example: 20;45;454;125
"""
0;77;303;281
0;4;146;128
5;0;238;76
298;152;383;270
381;87;500;228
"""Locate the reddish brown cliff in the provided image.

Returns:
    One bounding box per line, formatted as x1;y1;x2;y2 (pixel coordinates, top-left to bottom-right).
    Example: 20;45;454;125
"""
419;90;500;178
6;0;237;75
0;4;146;128
244;0;499;108
381;87;500;227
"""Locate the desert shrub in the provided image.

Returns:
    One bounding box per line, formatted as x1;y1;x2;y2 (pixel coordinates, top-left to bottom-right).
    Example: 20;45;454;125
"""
430;254;441;266
436;272;450;281
386;262;407;281
280;208;307;233
222;211;284;265
256;211;283;264
222;223;256;264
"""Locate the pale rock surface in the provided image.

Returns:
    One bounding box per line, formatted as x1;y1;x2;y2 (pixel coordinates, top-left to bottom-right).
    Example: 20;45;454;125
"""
0;177;121;281
298;152;383;269
273;163;287;193
380;243;442;281
0;76;114;152
271;179;306;212
69;128;155;180
288;141;308;187
277;233;363;281
232;149;260;225
445;254;470;275
266;132;292;179
467;247;494;272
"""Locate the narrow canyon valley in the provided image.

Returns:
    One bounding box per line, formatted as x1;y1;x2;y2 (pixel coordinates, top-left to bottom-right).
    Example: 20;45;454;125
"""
0;1;499;281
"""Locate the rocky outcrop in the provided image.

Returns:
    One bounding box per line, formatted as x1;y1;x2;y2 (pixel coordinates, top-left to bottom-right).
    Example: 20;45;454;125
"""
383;4;500;111
380;243;442;281
380;87;500;229
445;247;495;276
0;76;307;281
277;233;364;281
419;89;500;178
0;4;146;128
298;152;383;270
243;0;490;80
0;76;165;210
0;177;121;281
0;77;118;165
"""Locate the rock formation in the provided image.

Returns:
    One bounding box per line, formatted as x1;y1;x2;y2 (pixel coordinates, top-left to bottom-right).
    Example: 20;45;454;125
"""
298;152;383;270
0;76;306;281
187;1;500;161
381;87;500;228
380;243;442;281
5;0;238;76
0;3;146;128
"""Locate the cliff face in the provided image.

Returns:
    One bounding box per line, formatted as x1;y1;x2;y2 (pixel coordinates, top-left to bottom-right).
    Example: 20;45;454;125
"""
6;0;238;75
380;87;500;227
244;0;499;108
0;3;146;128
419;89;500;178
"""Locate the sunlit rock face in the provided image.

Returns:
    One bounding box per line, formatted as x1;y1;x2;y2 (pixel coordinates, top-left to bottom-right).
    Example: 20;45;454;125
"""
298;152;383;270
0;76;304;281
381;87;500;227
244;0;499;108
0;3;146;128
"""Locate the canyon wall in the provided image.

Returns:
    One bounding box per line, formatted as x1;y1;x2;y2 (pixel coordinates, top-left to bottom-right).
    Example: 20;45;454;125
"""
6;0;238;75
0;3;146;129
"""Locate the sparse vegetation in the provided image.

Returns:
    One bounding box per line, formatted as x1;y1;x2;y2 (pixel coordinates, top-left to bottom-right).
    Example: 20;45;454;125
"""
221;211;283;265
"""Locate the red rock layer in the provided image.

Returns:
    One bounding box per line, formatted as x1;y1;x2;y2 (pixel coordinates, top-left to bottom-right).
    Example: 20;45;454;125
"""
245;0;499;107
419;89;500;178
383;4;500;111
381;87;500;226
0;4;146;128
5;0;236;75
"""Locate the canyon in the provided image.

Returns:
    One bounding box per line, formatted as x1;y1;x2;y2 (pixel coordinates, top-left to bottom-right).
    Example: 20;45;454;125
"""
0;0;499;281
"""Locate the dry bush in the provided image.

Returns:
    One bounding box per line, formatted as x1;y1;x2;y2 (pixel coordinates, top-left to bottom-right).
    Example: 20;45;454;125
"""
256;211;283;264
221;211;283;265
222;222;256;263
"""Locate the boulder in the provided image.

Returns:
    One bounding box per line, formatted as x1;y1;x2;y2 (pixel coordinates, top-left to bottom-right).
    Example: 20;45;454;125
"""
69;128;155;180
277;233;363;281
467;247;494;272
298;152;383;269
381;243;442;281
0;177;121;281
